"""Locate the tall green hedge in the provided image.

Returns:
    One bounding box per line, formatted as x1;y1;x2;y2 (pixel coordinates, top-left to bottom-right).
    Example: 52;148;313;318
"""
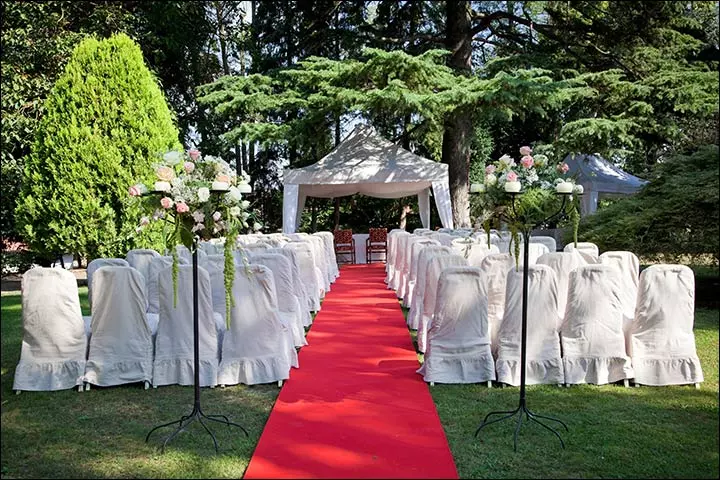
16;33;180;259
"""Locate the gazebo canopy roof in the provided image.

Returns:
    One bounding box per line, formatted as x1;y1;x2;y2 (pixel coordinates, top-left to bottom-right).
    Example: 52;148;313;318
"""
564;153;648;195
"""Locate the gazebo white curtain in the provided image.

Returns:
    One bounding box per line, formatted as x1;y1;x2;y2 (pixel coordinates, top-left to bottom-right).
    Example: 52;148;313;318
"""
282;125;454;233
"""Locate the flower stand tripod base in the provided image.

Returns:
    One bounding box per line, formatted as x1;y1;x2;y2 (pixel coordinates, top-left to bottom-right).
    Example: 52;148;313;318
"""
145;247;248;453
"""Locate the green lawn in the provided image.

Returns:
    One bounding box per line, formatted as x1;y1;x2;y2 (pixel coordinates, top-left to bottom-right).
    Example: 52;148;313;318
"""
1;289;718;478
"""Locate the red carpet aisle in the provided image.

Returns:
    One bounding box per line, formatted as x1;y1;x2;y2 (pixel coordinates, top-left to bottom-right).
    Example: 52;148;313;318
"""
244;263;458;479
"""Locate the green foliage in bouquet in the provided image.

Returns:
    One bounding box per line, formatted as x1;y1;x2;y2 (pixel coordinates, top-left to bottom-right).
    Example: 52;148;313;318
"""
15;33;180;259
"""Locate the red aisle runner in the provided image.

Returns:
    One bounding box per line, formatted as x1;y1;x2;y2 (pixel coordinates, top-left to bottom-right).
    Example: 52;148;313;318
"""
243;263;458;479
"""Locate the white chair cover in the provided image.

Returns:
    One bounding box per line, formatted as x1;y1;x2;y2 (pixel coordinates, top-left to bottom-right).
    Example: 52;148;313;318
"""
389;231;411;292
630;265;703;386
385;229;405;281
396;235;421;299
413;228;431;234
125;248;161;284
146;256;174;315
536;251;587;322
250;252;308;347
266;247;312;327
308;235;331;294
402;238;440;307
218;264;295;385
87;258;129;310
199;255;231;327
530;236;557;253
13;268;87;392
478;253;516;358
417;267;495;384
243;243;272;254
407;246;452;330
453;241;496;267
313;231;339;282
600;251;640;353
561;264;634;385
284;241;321;312
152;265;219;387
433;232;455;246
84;267;154;387
198;240;221;255
495;265;564;386
418;254;468;353
563;241;600;263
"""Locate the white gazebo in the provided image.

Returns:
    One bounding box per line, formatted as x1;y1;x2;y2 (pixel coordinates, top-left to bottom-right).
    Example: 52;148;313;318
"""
564;154;648;215
282;125;454;233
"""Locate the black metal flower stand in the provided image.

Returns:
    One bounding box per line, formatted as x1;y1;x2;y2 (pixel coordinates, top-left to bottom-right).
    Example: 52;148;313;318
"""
145;202;248;453
474;191;575;451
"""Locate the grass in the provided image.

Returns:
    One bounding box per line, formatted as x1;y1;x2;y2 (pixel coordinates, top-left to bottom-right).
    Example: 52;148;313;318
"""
2;290;718;478
403;305;719;479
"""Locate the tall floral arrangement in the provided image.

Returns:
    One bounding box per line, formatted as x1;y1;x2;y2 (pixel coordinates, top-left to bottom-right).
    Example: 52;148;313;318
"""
129;148;261;325
471;146;582;266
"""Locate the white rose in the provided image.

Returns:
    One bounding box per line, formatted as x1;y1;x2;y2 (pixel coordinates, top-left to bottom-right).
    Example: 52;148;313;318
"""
485;173;497;185
226;186;242;202
253;222;263;231
197;187;210;202
241;212;250;220
171;177;182;187
212;211;222;221
163;150;182;165
241;200;250;209
229;206;241;217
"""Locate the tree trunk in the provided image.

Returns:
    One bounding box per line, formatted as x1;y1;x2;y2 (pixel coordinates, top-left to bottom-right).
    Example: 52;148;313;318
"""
443;0;473;227
310;199;318;232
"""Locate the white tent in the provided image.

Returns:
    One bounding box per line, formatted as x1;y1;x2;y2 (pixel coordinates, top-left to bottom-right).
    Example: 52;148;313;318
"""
282;125;454;233
564;154;648;215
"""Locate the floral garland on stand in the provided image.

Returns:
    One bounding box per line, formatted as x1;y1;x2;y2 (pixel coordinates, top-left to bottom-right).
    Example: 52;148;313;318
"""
470;146;583;269
129;149;261;326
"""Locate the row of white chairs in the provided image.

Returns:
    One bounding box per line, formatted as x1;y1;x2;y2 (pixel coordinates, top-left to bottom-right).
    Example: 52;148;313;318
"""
386;230;703;388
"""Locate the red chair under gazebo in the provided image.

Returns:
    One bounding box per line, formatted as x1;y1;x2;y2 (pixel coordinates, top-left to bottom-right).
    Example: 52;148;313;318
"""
333;229;355;264
366;228;387;264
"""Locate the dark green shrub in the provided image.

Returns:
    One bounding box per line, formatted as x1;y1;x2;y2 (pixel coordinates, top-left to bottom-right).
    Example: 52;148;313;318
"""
577;144;719;263
15;33;180;259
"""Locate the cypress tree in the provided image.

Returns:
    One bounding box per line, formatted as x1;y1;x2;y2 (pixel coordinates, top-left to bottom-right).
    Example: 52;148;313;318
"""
16;33;180;259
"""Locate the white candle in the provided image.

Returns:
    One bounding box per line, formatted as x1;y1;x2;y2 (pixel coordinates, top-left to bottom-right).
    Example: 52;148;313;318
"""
154;181;171;192
504;181;521;193
211;181;229;191
555;181;573;194
236;183;252;194
470;183;485;193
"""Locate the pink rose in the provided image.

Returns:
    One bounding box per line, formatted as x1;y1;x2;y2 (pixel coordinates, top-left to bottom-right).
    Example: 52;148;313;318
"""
184;161;195;174
160;197;173;209
175;202;189;213
520;155;534;168
557;163;569;174
507;171;518;182
188;149;201;161
128;185;141;197
520;146;532;156
485;165;496;174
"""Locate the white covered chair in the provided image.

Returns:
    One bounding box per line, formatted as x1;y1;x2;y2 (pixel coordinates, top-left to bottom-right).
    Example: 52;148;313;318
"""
250;252;308;347
388;231;411;292
530;236;557;254
453;240;497;267
87;258;129;310
284;241;322;312
536;251;587;322
125;248;161;285
266;247;312;327
561;264;634;385
313;231;339;283
385;229;406;283
417;253;468;353
495;265;564;386
600;251;640;353
478;253;516;358
13;268;87;392
402;238;441;308
83;266;154;388
196;254;230;356
146;256;174;315
407;245;452;330
563;241;600;263
218;264;295;386
629;265;703;386
308;235;331;294
396;235;422;299
417;267;495;385
152;265;220;387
